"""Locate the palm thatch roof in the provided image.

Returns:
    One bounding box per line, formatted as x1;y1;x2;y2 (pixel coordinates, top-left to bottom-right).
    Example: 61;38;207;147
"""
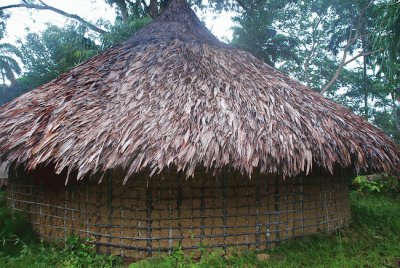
0;162;8;179
0;0;399;183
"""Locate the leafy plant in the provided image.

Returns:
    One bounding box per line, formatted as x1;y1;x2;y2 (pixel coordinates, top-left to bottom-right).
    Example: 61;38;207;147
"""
100;17;152;49
0;234;122;268
381;174;400;194
58;235;122;268
0;191;37;256
353;175;384;193
353;174;399;194
0;43;22;86
18;24;100;89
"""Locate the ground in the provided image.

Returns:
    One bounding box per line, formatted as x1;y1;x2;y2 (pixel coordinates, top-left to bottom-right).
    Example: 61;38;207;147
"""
0;190;399;268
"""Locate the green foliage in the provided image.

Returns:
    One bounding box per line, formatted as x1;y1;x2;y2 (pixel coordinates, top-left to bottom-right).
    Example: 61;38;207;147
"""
0;43;22;85
18;24;100;89
57;236;122;268
0;191;37;256
374;0;400;82
353;175;384;193
0;236;122;268
276;0;360;89
0;10;9;40
130;247;197;268
382;174;400;194
266;0;399;141
104;0;157;20
0;77;34;106
231;0;299;66
101;16;152;48
372;108;400;143
0;23;97;105
372;1;400;143
353;174;399;194
129;246;264;268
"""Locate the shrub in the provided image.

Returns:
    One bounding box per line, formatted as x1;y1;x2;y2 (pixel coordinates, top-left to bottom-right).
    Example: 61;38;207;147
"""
353;174;399;194
57;235;122;268
0;191;37;255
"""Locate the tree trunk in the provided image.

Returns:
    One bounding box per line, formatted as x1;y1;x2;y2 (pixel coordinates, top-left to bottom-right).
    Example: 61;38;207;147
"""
363;54;368;119
304;59;310;88
114;0;129;23
1;70;5;95
392;91;400;132
149;0;159;19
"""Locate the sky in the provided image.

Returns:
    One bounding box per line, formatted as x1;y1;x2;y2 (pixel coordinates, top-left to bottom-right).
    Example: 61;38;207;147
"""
2;0;236;46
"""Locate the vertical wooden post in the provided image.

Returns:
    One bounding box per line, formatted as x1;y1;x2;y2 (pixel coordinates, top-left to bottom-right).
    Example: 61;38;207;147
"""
200;180;205;246
85;184;89;239
63;182;68;240
274;176;280;244
176;177;183;246
146;179;153;257
300;177;304;235
95;178;102;252
317;174;322;231
168;184;173;254
255;180;260;250
119;177;125;257
222;175;228;253
106;173;113;255
265;176;271;248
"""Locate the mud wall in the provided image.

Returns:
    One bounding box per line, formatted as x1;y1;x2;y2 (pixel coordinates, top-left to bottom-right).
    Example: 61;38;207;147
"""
7;168;351;258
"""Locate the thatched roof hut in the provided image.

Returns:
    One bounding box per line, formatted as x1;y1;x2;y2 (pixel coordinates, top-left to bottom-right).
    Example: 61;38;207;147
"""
1;0;399;258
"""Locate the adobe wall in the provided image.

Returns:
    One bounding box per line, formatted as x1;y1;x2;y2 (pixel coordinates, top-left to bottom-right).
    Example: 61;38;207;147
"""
7;167;351;258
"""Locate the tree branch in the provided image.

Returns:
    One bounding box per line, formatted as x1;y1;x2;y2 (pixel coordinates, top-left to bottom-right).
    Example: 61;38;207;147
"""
391;91;400;132
0;3;107;34
235;0;251;14
343;50;378;66
320;49;379;94
303;15;324;88
319;16;372;95
112;0;129;23
37;0;47;6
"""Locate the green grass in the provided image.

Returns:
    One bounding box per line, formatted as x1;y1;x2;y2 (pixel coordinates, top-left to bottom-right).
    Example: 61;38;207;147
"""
1;191;399;267
0;235;122;268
